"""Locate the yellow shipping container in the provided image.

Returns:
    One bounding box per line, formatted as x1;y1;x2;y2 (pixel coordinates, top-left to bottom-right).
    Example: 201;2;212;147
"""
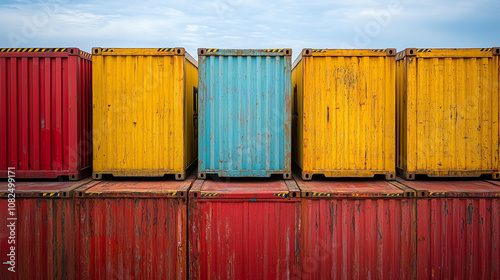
396;48;500;180
292;49;396;180
92;48;198;180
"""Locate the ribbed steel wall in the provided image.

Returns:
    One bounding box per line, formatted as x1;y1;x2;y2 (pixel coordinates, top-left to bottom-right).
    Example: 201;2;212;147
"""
417;198;500;279
92;48;198;179
0;50;92;179
188;179;300;279
396;48;500;178
293;49;396;180
76;198;186;279
297;179;416;280
0;180;90;280
399;178;500;280
198;49;291;178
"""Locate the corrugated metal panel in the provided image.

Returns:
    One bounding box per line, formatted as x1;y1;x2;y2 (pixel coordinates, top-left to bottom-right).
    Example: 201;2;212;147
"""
396;48;500;180
295;176;416;279
92;48;198;180
188;178;301;279
0;48;92;180
292;49;396;180
198;49;292;179
0;179;91;280
397;178;500;279
75;178;194;279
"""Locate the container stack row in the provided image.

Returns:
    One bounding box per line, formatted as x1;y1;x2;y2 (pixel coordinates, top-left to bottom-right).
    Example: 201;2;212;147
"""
1;46;500;280
2;47;499;181
1;176;499;279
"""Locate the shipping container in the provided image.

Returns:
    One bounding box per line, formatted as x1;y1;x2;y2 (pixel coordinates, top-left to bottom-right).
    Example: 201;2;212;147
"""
0;178;91;280
292;49;396;180
92;48;198;180
295;175;415;279
396;48;500;180
397;178;500;279
75;177;194;279
0;48;92;180
197;49;292;179
188;178;301;279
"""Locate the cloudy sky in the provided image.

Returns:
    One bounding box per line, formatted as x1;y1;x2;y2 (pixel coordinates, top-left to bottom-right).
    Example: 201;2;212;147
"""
1;0;499;59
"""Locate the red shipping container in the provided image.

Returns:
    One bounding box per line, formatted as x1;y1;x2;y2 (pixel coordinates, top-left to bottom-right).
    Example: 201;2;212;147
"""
0;179;91;280
398;179;500;280
188;179;301;279
295;176;416;280
75;177;194;279
0;48;92;180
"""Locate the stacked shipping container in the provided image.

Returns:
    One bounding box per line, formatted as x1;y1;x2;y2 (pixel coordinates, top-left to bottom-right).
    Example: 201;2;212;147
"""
292;49;397;180
92;48;198;180
197;49;292;179
188;178;301;279
2;45;500;279
0;179;91;280
396;48;500;180
0;48;92;180
75;177;194;279
295;176;415;279
397;178;500;279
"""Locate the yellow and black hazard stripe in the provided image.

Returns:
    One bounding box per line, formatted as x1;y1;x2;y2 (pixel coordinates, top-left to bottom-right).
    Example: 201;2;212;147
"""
80;191;103;197
372;49;386;53
274;192;289;198
206;49;218;53
385;193;401;197
80;51;91;59
200;192;218;197
480;48;492;52
428;192;446;196
312;192;331;197
157;48;175;52
102;48;114;53
41;192;60;197
0;48;68;53
312;49;326;53
265;49;284;53
417;49;431;53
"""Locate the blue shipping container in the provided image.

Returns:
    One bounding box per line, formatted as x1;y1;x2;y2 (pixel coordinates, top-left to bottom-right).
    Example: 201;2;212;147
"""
198;49;292;179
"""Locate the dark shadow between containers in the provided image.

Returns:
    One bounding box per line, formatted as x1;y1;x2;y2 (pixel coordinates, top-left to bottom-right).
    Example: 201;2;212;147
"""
204;173;286;183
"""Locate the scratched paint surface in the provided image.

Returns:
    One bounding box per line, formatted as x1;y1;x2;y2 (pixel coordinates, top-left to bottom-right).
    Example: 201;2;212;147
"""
198;49;292;177
295;176;416;279
0;49;92;179
92;48;198;178
396;48;500;178
397;179;500;279
292;49;396;180
75;178;194;279
188;178;301;279
0;180;91;280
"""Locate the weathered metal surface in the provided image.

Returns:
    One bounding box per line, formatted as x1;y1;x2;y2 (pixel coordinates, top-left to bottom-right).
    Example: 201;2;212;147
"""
75;177;194;279
292;49;396;180
197;49;292;179
0;179;91;280
92;48;198;180
398;178;500;279
188;178;300;279
295;176;416;279
0;48;92;180
396;48;500;180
